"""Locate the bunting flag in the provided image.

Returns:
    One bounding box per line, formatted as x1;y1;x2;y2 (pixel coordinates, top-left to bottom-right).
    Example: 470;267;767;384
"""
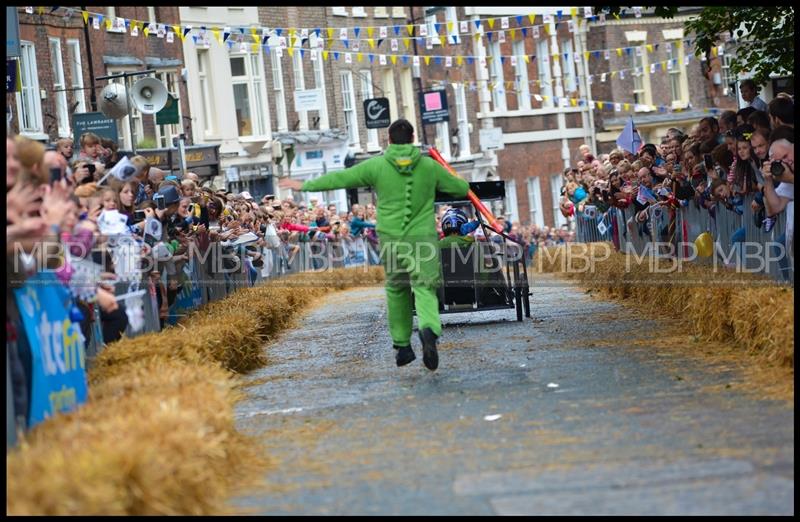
406;24;414;36
367;26;374;38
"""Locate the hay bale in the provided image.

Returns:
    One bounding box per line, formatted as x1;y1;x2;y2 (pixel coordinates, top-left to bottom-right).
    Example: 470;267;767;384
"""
541;243;794;369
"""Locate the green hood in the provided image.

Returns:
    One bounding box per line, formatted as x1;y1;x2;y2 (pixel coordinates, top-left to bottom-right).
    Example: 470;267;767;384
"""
383;144;422;175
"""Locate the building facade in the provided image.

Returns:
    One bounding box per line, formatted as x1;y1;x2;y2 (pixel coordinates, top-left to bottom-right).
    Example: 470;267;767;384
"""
9;6;192;152
586;8;738;152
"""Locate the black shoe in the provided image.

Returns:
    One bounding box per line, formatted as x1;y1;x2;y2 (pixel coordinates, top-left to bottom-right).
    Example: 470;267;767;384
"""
419;328;439;371
395;345;416;367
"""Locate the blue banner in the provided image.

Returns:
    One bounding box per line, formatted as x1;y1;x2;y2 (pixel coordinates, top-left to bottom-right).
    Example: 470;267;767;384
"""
13;271;88;427
167;261;203;325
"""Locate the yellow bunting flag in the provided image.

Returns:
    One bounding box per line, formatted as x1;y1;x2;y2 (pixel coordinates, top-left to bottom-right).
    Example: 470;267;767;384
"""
212;27;220;43
597;101;604;109
611;71;617;78
646;44;653;53
367;27;374;38
144;25;150;38
287;47;294;57
424;55;431;65
439;35;445;46
251;28;259;43
251;43;259;53
528;14;535;25
510;29;516;40
570;98;577;107
447;21;453;34
173;25;182;41
105;19;112;30
523;55;530;64
403;37;410;49
457;56;464;66
406;24;414;36
327;28;334;39
473;32;480;42
624;103;630;111
571;8;577;17
368;38;375;49
544;24;549;35
487;18;495;29
391;55;398;64
323;50;329;60
357;52;363;62
82;10;89;24
616;48;622;56
584;51;590;61
37;6;45;15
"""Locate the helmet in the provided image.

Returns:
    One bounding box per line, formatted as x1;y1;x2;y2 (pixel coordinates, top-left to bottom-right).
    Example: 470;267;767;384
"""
441;208;468;235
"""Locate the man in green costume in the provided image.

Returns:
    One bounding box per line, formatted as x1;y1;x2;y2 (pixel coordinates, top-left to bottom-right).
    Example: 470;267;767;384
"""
301;119;469;370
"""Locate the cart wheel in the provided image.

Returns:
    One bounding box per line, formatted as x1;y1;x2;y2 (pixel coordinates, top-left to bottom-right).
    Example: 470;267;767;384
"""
515;286;523;321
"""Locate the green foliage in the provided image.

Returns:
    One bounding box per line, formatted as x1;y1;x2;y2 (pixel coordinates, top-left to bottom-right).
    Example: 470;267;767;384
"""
136;137;158;150
598;6;794;87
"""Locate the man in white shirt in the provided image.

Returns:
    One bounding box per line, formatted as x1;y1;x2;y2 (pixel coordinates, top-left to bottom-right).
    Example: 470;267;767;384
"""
762;138;794;279
740;79;768;112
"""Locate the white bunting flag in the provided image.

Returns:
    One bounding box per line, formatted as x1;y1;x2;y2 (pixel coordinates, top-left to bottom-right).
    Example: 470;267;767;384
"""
533;26;539;38
619;69;625;80
93;17;100;30
601;73;606;82
413;55;420;67
501;17;509;29
380;26;387;38
311;49;317;61
604;49;610;60
239;40;247;52
166;30;174;43
426;37;433;49
279;36;287;49
511;55;517;67
391;39;398;51
650;63;655;73
460;21;468;34
157;24;166;38
498;30;505;43
419;24;428;37
589;100;596;109
340;28;348;40
567;20;574;32
479;56;487;68
534;94;543;102
614;102;621;112
379;54;387;65
131;24;139;37
445;56;452;67
345;52;352;63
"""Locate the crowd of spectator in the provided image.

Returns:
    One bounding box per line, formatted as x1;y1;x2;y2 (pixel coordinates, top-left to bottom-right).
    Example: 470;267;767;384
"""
550;82;793;271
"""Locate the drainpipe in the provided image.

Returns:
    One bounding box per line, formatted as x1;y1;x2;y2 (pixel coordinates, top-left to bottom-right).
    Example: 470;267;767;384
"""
81;5;97;111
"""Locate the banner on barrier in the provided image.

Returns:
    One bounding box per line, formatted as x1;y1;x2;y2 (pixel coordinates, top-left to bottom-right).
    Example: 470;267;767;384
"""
13;271;88;427
167;260;204;325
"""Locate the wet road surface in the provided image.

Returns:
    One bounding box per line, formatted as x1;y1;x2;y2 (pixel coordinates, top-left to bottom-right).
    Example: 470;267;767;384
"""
232;275;793;515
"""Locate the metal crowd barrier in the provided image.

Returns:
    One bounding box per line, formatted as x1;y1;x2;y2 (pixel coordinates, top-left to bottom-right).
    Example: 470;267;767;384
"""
573;195;793;282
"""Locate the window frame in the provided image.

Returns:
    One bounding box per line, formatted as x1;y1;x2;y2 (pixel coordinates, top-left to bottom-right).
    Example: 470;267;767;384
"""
359;69;380;151
229;50;269;138
550;174;566;228
48;37;71;137
527;177;544;228
513;39;531;110
270;47;289;133
15;40;45;137
488;40;506;112
340;70;360;149
560;38;578;95
66;39;86;114
196;48;217;138
453;82;471;159
536;39;553;108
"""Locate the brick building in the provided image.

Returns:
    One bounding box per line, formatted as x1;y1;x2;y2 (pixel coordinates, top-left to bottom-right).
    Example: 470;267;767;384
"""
586;7;738;153
9;6;192;150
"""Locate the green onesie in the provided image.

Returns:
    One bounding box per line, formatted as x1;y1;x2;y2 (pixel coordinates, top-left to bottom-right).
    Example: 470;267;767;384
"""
301;144;470;346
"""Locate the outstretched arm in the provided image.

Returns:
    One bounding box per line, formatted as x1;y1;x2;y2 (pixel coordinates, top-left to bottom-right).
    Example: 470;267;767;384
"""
302;160;375;192
432;159;470;198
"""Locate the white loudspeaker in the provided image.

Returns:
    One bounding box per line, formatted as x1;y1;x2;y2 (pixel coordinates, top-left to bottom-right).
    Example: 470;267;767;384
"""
98;83;129;119
130;77;168;114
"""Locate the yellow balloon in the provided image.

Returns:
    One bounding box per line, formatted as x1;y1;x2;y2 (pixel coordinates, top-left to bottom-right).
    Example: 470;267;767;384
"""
695;232;713;258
